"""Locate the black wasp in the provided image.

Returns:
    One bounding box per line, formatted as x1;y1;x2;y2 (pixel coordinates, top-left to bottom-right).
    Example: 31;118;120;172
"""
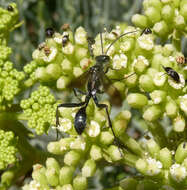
56;27;152;151
162;65;180;83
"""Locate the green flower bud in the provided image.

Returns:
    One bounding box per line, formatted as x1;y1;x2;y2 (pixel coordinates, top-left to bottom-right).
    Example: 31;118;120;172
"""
62;42;74;54
35;67;50;81
73;67;84;78
161;5;174;23
143;0;162;10
64;150;81;166
47;141;66;155
81;159;96;177
131;14;148;28
75;48;88;60
70;138;86;151
46;158;60;172
1;171;14;187
173;115;185;132
180;2;187;21
120;134;143;156
56;76;70;90
99;131;114;145
112;54;128;70
153;72;167;87
139;74;155;92
32;164;48;186
136;158;148;175
133;55;149;74
124;73;138;87
61;59;73;72
61;184;73;190
46;63;62;79
120;38;135;52
145;7;161;24
127;93;148;108
179;95;187;114
73;175;87;190
86;120;101;138
165;99;178;118
137;34;154;52
159;148;172;169
74;27;87;45
59;166;74;186
143;105;162;121
90;145;102;161
46;167;59;186
107;145;122;161
175;142;187;163
153;21;169;37
150;90;166;104
146;139;160;158
174;15;185;30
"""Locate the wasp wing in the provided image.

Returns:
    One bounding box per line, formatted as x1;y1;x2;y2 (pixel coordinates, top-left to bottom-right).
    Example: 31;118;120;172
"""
69;69;90;89
101;74;124;106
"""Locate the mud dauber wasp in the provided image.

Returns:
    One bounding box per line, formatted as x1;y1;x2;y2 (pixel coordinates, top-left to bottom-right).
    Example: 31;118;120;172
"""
56;27;152;153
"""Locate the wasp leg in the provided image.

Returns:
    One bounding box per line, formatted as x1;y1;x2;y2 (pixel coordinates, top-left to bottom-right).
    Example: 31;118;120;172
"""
73;88;86;101
92;95;124;157
56;102;86;139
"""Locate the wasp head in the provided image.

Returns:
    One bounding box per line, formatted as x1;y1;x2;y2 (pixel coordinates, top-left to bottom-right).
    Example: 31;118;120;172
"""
95;55;110;64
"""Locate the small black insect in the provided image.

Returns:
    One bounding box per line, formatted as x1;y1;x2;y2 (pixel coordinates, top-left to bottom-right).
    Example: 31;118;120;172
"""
56;27;152;153
141;27;152;35
62;34;69;47
7;5;14;12
45;27;55;38
162;65;180;83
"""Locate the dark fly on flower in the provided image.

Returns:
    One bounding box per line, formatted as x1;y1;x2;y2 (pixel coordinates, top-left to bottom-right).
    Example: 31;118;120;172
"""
56;27;152;155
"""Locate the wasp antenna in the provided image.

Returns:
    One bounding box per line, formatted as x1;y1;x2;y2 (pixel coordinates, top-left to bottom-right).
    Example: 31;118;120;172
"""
124;72;136;80
100;32;104;55
105;30;140;55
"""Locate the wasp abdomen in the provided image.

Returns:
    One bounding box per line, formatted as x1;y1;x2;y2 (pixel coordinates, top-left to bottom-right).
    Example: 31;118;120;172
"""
74;106;87;135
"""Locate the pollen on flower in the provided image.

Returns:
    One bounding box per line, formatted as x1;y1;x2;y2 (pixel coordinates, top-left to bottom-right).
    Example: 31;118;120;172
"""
146;157;162;176
137;35;154;50
168;74;185;89
132;55;149;69
43;47;57;62
74;27;87;45
62;43;74;54
54;33;63;44
58;118;72;132
86;120;100;137
170;164;187;182
112;54;128;69
153;72;167;86
80;58;91;69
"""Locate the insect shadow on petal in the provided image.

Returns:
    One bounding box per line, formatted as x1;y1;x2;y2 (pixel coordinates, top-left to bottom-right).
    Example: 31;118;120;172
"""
56;27;152;156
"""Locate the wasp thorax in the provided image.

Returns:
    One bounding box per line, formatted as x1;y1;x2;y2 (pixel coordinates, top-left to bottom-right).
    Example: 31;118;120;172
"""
95;55;110;63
